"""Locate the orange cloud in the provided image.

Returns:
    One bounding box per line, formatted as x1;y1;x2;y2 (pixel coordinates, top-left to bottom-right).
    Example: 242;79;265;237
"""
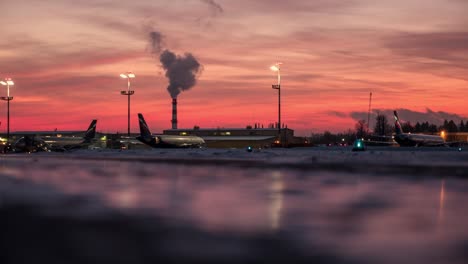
0;1;467;135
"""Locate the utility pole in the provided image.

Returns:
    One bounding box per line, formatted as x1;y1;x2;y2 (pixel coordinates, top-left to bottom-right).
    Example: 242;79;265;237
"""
367;92;372;134
271;62;283;145
120;72;135;137
1;78;14;141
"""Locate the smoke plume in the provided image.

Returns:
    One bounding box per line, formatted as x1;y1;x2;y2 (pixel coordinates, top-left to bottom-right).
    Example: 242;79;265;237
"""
149;31;164;55
200;0;224;16
149;31;202;99
160;50;201;98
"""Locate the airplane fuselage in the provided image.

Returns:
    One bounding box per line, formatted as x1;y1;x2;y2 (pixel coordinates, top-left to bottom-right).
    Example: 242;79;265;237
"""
44;136;89;145
136;113;205;148
6;120;98;153
137;134;205;148
394;133;445;147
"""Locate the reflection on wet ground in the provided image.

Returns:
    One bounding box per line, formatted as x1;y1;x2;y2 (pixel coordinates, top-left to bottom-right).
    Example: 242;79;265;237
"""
1;149;468;263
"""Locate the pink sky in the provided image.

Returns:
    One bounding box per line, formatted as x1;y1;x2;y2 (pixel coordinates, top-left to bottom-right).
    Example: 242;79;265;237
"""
0;0;467;135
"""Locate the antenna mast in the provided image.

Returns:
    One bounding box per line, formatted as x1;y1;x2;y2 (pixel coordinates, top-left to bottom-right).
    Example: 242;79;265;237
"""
367;92;372;133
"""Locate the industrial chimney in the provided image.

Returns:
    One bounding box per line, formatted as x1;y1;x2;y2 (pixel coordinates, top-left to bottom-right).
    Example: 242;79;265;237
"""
171;98;177;129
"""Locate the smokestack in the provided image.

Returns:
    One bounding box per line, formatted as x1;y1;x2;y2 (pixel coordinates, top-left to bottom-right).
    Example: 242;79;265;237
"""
148;30;201;131
172;98;177;129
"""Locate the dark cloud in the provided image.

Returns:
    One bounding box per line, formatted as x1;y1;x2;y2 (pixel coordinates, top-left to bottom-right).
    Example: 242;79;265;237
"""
449;0;468;5
0;36;46;51
0;51;137;78
0;34;139;76
350;108;468;126
227;0;356;14
218;73;322;82
327;111;348;118
384;31;468;81
386;32;468;66
71;15;140;37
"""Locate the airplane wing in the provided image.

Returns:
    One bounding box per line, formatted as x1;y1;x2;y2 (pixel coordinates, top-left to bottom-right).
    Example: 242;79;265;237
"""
444;141;468;147
363;139;399;146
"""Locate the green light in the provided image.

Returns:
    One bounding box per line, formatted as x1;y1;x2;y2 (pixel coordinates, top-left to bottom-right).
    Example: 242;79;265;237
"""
352;139;366;152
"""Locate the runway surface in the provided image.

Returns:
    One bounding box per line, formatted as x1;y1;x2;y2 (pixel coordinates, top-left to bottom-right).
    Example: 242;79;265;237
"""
1;147;468;263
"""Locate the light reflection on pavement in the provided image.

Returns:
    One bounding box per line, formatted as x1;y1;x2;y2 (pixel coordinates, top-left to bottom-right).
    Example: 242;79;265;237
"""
1;152;468;264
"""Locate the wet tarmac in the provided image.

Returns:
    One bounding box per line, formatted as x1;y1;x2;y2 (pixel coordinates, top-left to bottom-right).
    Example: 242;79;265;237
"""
1;148;468;263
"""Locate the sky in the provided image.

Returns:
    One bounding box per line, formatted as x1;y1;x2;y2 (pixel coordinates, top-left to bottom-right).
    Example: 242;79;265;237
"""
0;0;467;135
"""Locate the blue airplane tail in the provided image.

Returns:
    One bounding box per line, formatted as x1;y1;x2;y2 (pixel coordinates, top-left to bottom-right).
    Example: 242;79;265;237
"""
83;120;97;142
394;111;403;135
138;113;152;140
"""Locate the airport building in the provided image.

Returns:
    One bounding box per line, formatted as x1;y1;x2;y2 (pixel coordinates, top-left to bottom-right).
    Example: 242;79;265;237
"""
2;128;310;150
445;132;468;144
163;127;309;148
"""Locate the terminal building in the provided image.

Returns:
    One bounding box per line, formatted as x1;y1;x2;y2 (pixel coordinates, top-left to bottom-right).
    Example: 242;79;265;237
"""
163;127;309;148
445;132;468;144
165;99;310;148
1;126;310;149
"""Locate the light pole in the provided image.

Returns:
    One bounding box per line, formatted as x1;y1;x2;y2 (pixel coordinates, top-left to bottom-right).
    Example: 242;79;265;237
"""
270;63;282;144
1;78;14;141
120;72;135;136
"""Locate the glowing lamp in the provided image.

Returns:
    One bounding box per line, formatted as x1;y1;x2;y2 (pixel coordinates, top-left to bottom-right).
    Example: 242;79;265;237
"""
270;62;283;146
352;139;366;152
120;72;136;136
270;62;282;72
120;72;135;79
1;77;14;141
441;131;446;138
0;79;14;86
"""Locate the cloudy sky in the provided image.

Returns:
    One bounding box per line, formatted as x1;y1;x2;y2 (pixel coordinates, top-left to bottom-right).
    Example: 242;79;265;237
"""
0;0;467;135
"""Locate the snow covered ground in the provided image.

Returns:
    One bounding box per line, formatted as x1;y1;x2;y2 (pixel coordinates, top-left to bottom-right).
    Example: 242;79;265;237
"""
27;146;468;177
1;147;468;263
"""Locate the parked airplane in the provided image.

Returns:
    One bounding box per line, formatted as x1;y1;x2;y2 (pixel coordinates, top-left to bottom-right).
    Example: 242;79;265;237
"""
393;111;445;147
45;120;98;150
6;120;98;153
137;113;205;148
9;135;50;153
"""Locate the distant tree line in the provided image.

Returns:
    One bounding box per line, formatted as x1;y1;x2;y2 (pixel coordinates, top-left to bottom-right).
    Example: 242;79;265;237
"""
371;113;468;135
309;114;468;145
309;130;356;145
393;119;468;134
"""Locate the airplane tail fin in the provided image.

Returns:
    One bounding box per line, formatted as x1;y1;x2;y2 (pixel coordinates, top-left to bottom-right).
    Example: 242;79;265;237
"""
394;111;403;135
83;120;97;142
138;113;152;140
